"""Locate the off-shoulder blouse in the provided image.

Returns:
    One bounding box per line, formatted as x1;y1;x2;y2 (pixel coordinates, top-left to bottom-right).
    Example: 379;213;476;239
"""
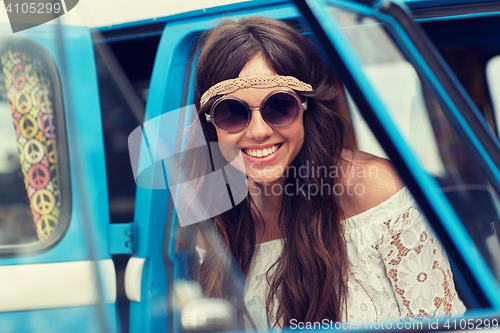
196;187;466;329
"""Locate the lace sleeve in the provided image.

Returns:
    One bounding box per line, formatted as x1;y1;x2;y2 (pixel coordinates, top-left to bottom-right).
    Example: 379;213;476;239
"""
376;202;466;318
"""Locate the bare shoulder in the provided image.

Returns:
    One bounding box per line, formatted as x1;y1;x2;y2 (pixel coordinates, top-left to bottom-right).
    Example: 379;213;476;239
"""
338;149;404;218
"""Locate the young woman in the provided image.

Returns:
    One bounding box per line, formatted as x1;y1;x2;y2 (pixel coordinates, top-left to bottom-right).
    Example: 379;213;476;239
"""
185;16;466;330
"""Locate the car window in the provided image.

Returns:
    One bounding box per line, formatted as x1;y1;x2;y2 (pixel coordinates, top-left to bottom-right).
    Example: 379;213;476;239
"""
0;40;71;254
418;14;500;136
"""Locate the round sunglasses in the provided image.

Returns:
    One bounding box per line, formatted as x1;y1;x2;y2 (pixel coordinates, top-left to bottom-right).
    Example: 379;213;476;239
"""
205;89;307;133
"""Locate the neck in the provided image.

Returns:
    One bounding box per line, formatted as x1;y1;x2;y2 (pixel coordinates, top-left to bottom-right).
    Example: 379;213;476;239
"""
248;177;285;244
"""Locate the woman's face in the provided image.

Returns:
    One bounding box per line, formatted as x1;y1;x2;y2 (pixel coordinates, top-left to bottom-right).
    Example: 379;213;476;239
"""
214;54;305;185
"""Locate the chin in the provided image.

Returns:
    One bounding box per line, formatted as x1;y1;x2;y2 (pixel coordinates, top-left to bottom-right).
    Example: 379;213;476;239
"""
250;177;275;184
247;172;284;186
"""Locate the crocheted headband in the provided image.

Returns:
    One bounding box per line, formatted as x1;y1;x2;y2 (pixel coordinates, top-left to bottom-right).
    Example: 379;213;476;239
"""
200;75;313;107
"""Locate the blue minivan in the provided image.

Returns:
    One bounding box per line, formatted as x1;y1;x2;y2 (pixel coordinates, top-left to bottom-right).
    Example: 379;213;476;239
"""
1;0;500;332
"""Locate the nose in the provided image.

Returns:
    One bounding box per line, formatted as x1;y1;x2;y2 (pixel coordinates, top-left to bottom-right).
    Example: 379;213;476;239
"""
245;108;273;141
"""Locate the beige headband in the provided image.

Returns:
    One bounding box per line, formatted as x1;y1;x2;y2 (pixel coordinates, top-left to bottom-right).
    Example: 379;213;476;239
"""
200;75;313;107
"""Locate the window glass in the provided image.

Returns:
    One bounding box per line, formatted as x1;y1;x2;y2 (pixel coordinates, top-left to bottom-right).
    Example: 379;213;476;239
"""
92;35;156;224
328;5;500;283
0;42;69;251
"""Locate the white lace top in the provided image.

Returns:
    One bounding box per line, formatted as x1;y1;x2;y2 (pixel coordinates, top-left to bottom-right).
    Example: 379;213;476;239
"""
196;187;466;329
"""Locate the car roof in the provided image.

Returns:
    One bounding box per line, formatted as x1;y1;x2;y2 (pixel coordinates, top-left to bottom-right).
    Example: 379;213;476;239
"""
1;0;496;32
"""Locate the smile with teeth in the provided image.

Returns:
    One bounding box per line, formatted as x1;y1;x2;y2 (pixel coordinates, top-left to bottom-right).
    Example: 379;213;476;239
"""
242;144;282;158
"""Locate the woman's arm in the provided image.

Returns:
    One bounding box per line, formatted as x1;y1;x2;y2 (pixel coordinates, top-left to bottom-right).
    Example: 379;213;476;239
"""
376;201;466;317
342;150;466;317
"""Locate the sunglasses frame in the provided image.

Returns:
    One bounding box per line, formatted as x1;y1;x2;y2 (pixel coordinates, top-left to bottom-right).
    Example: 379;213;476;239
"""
205;89;308;133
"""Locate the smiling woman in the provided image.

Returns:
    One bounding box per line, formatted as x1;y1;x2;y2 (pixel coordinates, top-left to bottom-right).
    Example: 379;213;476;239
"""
180;16;466;330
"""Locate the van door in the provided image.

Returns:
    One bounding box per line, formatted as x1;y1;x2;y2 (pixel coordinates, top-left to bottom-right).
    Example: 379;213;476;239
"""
0;21;118;332
123;2;304;332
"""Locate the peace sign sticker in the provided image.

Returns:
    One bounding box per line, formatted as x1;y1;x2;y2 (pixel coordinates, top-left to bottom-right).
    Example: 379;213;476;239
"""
39;89;53;114
1;52;12;68
28;164;50;189
30;85;40;110
12;62;26;89
3;67;12;89
15;90;33;115
36;214;58;239
32;189;55;215
24;138;44;164
46;139;57;164
49;164;59;189
51;206;59;218
42;114;56;138
19;114;38;139
8;50;21;64
38;73;51;89
25;63;39;85
53;189;61;207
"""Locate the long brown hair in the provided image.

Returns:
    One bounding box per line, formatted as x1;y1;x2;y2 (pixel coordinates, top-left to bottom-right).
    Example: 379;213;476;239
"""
187;16;348;328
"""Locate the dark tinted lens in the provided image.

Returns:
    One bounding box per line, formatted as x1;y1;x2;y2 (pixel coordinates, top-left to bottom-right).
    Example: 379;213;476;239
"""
213;99;249;132
262;92;299;126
